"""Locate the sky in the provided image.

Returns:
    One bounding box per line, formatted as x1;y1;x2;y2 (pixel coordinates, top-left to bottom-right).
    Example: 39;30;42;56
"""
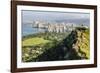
22;10;90;26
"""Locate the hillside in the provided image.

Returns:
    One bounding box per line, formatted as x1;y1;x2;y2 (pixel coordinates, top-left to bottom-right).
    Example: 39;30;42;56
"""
63;27;90;60
22;28;90;62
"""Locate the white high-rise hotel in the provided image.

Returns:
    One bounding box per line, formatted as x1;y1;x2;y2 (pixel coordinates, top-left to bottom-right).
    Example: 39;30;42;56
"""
32;21;86;33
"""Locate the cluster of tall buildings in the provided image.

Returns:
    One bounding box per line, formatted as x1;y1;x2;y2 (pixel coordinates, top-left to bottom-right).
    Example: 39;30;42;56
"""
32;20;87;33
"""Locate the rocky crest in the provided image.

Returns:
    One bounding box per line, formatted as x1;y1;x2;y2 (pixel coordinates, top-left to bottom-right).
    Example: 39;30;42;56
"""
63;27;90;60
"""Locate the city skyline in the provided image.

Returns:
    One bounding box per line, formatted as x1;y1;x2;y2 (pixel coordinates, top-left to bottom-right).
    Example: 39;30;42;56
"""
22;10;90;26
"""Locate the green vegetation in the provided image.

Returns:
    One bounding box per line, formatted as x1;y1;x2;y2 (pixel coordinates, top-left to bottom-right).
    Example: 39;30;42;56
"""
22;32;70;62
22;37;51;46
22;28;90;62
64;28;90;59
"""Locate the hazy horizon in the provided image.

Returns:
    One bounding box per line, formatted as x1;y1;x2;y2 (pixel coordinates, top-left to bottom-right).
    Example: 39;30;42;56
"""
22;10;90;26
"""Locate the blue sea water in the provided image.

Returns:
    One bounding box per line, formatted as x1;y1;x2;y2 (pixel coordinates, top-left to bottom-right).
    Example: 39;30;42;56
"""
22;24;45;36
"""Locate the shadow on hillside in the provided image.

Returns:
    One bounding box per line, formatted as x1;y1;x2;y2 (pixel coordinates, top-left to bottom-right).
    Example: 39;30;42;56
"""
30;31;82;62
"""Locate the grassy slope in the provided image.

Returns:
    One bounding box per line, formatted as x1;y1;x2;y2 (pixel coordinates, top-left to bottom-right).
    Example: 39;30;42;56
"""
64;28;90;59
22;37;51;46
22;28;90;62
22;32;69;62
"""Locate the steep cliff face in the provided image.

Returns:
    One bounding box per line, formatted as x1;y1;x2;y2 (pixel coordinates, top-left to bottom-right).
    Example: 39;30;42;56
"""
63;28;90;60
33;28;90;61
